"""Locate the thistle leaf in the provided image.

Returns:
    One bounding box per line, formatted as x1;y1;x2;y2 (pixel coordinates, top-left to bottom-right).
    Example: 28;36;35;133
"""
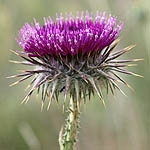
9;60;33;65
106;45;136;62
87;76;106;107
109;59;143;64
110;71;134;91
9;74;32;87
99;39;120;65
110;79;126;97
97;69;117;81
47;80;58;110
7;73;31;79
111;68;143;78
21;74;45;104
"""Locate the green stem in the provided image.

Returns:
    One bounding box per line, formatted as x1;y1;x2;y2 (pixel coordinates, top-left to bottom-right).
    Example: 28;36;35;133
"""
59;96;80;150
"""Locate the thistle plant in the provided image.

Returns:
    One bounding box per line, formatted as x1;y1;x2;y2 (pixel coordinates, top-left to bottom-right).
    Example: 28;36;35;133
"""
9;11;142;150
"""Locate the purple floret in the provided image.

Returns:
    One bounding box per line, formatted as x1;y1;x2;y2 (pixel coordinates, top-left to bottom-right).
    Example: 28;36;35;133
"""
16;11;123;57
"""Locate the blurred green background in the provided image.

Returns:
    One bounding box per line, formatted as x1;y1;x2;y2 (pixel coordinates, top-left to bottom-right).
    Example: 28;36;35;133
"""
0;0;149;149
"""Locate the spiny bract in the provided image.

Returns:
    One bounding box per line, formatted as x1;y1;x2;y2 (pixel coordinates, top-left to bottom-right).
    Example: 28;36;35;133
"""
9;11;142;110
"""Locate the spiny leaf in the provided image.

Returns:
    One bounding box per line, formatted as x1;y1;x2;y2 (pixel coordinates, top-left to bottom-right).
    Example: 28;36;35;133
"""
99;39;120;65
9;60;33;65
7;73;31;79
23;69;51;74
55;89;59;103
48;72;62;82
110;79;127;97
25;76;37;91
106;45;136;62
111;45;136;57
111;68;143;78
105;80;109;94
109;58;143;64
47;80;58;110
21;75;45;104
41;100;44;112
10;49;55;70
54;93;60;110
42;84;45;101
96;81;104;99
9;49;20;56
108;81;114;95
101;64;137;68
9;74;32;87
97;69;117;81
29;56;57;70
110;71;134;91
87;76;106;107
88;90;91;101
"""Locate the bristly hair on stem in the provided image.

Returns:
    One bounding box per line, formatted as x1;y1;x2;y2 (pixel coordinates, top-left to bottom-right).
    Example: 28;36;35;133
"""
8;11;143;110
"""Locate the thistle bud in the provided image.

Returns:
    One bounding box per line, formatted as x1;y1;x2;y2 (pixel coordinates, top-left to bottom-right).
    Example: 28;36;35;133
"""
9;11;141;109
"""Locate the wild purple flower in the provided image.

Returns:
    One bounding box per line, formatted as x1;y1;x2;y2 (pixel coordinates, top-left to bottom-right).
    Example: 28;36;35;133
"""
9;11;141;110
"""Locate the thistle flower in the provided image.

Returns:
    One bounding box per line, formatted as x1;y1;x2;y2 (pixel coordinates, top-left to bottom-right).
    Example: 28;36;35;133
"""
9;11;141;110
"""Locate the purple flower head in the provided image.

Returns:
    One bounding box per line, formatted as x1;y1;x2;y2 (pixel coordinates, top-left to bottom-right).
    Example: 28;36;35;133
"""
9;11;141;110
16;11;123;57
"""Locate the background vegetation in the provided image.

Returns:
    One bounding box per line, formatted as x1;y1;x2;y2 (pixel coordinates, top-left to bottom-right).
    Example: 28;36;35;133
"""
0;0;149;149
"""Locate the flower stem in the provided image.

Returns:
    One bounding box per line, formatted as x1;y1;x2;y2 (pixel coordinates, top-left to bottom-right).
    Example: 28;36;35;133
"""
59;96;80;150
